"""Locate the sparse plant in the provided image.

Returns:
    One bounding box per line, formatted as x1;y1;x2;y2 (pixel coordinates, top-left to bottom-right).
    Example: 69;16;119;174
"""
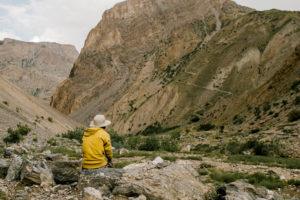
190;115;200;123
263;102;271;112
198;123;215;131
161;139;179;152
33;137;38;142
47;138;57;146
3;123;31;143
288;110;300;122
138;136;160;151
294;96;300;105
61;127;84;144
47;117;53;122
2;101;8;106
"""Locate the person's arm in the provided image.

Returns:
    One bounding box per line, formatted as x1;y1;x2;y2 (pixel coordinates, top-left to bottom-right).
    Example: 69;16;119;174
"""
103;134;113;166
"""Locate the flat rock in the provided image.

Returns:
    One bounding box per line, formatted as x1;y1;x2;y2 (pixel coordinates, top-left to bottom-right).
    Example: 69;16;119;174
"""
49;160;82;183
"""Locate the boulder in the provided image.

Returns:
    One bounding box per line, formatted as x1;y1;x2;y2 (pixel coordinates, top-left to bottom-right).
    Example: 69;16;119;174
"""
21;160;54;187
5;154;23;181
113;160;209;200
4;146;28;158
78;168;124;191
83;187;103;200
216;180;283;200
48;160;82;183
0;159;10;178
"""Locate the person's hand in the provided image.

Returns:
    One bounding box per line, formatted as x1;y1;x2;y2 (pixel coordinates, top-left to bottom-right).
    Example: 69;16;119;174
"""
109;160;114;168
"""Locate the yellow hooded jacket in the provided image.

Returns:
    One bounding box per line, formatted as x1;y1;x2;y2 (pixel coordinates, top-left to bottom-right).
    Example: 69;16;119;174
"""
82;127;113;169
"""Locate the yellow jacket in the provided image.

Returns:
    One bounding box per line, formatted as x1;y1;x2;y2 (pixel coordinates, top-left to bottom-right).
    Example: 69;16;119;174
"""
82;127;113;169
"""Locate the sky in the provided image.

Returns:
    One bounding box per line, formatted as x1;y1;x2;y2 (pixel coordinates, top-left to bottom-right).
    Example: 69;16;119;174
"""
0;0;300;51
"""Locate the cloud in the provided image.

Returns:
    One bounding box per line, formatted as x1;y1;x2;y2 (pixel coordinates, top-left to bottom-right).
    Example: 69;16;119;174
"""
0;31;21;40
0;0;123;50
233;0;300;11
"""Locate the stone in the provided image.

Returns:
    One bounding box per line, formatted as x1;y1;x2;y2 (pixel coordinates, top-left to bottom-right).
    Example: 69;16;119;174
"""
83;187;103;200
119;148;130;155
151;156;163;165
78;168;124;191
0;159;10;178
5;154;23;181
181;145;191;152
217;180;283;200
21;159;55;187
113;161;209;200
279;175;286;180
4;146;28;158
49;160;82;183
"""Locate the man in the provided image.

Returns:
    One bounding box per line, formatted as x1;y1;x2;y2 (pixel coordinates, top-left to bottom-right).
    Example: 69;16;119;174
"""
82;114;114;169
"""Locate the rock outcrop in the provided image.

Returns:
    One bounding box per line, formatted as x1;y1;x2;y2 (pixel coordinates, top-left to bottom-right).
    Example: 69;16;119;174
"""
0;38;78;103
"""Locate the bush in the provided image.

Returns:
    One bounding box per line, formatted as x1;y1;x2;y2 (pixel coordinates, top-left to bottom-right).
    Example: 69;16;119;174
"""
263;102;271;112
247;172;287;190
138;136;160;151
47;117;53;122
3;124;31;143
127;136;142;150
288;179;300;187
288;110;300;122
2;101;8;106
198;123;215;131
193;144;218;153
33;137;38;142
61;127;84;143
291;80;300;91
47;138;57;146
294;96;300;105
190;115;200;123
161;139;179;152
171;130;181;140
200;163;214;169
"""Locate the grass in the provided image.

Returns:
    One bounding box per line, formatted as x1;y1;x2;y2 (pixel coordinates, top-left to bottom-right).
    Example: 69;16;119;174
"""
227;155;300;169
208;169;287;190
113;151;153;159
115;161;134;169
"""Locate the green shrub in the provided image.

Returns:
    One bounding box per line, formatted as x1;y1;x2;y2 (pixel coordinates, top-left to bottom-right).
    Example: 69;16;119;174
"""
294;96;300;105
193;144;218;153
49;146;81;158
263;102;271;112
288;110;300;122
3;124;31;143
161;139;180;152
287;179;300;187
226;141;243;154
139;136;160;151
33;137;38;142
200;163;214;169
247;172;287;190
254;107;261;118
291;80;300;91
2;101;8;106
162;156;177;162
198;123;215;131
47;117;53;122
61;127;84;143
209;169;245;183
170;130;181;140
127;136;142;149
250;128;260;134
47;138;57;146
233;115;244;125
198;169;209;176
115;161;132;169
190;115;200;123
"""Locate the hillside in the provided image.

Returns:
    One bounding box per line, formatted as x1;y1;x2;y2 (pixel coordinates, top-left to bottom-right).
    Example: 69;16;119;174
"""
0;38;78;103
0;76;82;143
51;0;300;137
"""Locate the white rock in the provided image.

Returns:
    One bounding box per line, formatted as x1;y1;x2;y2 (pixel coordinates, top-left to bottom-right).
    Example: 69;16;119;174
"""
84;187;103;200
181;145;191;152
119;148;130;155
279;175;286;180
152;156;164;165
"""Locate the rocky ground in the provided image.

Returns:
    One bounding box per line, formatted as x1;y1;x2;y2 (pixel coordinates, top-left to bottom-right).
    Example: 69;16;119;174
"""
0;137;299;200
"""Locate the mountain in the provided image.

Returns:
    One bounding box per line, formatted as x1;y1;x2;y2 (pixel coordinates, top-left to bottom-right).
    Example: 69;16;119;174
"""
0;76;82;141
0;38;78;103
51;0;300;135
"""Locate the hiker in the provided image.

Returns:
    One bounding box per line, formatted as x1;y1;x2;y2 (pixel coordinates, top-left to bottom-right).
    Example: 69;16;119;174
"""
82;114;114;169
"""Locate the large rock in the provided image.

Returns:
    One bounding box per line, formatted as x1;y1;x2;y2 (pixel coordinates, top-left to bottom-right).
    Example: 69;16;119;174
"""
5;154;23;181
217;180;283;200
78;168;124;191
49;160;82;183
21;160;54;187
0;159;10;178
4;146;28;158
113;160;209;200
83;187;103;200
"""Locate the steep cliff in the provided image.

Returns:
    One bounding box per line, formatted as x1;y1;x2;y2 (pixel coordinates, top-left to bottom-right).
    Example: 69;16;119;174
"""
0;38;78;103
51;0;300;134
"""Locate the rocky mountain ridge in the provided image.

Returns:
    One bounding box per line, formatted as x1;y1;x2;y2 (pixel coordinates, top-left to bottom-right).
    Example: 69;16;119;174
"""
0;38;78;103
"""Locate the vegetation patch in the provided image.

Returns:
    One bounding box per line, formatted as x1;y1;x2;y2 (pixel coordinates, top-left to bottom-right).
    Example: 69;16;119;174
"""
288;110;300;122
47;146;81;158
115;161;134;169
61;127;84;144
198;123;216;131
3;124;31;143
227;155;300;169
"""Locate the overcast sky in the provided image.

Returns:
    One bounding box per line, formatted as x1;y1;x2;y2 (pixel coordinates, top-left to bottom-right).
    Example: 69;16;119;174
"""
0;0;299;51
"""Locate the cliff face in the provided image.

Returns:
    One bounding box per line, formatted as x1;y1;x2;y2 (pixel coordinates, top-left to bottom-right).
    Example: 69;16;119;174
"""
0;38;78;103
51;0;300;134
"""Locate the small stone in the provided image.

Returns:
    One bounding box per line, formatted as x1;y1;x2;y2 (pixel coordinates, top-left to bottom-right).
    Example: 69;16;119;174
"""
119;148;130;155
5;154;23;181
279;175;286;180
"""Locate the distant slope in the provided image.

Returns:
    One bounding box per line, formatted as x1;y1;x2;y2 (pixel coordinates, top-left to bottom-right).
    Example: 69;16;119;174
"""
0;76;82;142
0;38;78;103
51;0;300;135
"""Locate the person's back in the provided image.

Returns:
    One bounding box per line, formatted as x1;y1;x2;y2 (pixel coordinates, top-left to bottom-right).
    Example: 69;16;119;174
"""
82;114;113;169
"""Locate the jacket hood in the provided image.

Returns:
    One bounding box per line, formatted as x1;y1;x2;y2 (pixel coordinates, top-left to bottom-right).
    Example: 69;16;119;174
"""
84;127;102;137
